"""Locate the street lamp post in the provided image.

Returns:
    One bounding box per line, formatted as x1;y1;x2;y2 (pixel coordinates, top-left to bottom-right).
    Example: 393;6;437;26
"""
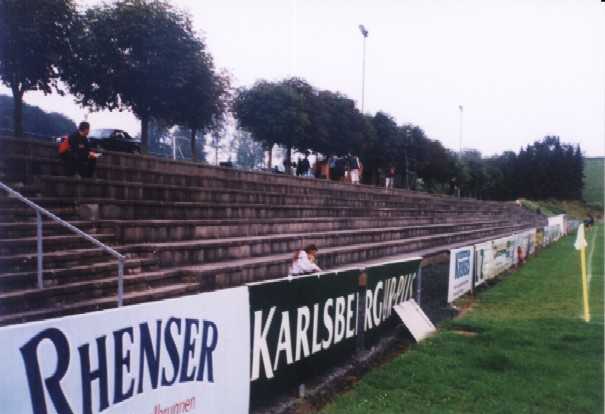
404;128;412;189
359;24;368;113
458;104;463;157
458;104;464;198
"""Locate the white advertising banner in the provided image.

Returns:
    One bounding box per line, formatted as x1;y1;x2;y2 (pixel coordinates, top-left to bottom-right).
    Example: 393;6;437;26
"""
544;224;562;245
491;236;515;275
475;236;515;282
474;241;491;286
527;228;537;255
548;214;567;236
0;287;250;414
448;246;474;302
514;229;536;262
567;219;581;233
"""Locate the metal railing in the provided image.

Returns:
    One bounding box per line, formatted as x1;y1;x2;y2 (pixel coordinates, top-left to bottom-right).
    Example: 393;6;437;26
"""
0;181;126;306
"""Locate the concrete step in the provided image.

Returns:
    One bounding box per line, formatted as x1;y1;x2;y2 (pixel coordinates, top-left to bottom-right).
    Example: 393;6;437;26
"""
125;221;511;267
0;267;184;314
0;246;131;273
0;195;512;222
0;224;527;325
2;149;513;210
33;176;447;209
0;232;115;255
2;151;465;203
0;257;158;290
79;199;511;221
0;281;199;327
0;205;79;221
0;220;99;238
108;216;501;243
180;224;529;291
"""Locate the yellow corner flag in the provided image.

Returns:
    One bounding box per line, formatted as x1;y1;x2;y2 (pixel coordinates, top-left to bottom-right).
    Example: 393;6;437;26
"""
574;223;590;322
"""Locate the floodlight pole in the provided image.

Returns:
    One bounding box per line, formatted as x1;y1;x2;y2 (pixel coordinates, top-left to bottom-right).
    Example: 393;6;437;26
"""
359;25;369;113
458;105;464;157
457;105;464;198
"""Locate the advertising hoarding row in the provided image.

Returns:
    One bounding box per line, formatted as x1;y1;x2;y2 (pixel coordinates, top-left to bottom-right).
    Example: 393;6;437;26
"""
449;228;547;303
0;258;423;413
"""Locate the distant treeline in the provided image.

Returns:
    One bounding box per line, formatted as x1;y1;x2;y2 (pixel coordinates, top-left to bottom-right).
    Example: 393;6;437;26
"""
466;136;584;201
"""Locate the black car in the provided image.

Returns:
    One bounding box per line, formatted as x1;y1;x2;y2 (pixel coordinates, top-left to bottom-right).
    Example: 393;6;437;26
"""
88;129;141;153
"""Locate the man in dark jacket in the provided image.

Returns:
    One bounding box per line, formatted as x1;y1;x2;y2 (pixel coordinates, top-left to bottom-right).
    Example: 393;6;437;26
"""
61;122;98;178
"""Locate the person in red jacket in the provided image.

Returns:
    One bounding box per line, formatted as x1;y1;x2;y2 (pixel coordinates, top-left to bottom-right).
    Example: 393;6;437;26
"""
60;122;99;178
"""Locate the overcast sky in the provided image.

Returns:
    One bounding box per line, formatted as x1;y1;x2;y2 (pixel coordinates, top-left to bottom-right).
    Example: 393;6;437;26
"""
2;0;604;156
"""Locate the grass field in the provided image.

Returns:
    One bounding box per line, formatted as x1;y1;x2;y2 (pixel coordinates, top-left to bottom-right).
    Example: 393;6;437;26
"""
322;224;604;414
583;157;604;208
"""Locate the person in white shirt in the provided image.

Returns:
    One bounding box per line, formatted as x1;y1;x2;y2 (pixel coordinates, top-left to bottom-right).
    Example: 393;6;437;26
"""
349;155;361;185
289;244;322;275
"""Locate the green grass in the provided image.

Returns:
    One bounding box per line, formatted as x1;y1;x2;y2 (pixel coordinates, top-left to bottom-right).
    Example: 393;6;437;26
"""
322;224;604;414
583;157;604;208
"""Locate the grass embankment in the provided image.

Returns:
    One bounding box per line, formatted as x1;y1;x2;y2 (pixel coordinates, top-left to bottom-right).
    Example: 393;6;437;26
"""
583;157;604;209
521;199;601;220
322;225;604;414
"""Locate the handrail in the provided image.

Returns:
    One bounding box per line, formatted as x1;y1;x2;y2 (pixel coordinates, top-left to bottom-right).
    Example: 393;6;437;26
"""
0;181;127;306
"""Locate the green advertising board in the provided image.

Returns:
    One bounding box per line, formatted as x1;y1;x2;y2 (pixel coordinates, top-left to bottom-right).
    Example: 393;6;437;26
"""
248;258;422;406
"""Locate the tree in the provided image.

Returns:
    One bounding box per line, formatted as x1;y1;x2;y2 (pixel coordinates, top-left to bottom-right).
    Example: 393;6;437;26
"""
360;112;398;184
208;121;226;166
233;78;311;170
172;42;230;162
0;0;76;137
143;117;171;156
233;129;264;169
311;90;366;157
64;0;202;153
172;126;206;162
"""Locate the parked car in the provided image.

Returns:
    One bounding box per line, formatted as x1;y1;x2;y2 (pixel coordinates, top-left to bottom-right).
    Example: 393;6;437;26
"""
87;129;141;153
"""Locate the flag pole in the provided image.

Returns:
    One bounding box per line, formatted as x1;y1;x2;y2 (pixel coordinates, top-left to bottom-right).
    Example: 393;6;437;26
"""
575;223;590;322
580;245;590;322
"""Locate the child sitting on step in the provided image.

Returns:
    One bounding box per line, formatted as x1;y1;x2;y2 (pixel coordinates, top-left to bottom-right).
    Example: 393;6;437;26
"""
289;244;322;276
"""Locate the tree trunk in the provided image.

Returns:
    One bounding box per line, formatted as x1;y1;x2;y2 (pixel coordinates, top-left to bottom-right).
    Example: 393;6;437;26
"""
12;86;24;138
140;115;149;154
190;128;197;162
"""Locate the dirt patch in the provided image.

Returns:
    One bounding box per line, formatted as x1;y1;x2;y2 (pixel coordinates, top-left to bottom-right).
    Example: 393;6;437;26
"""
451;330;479;337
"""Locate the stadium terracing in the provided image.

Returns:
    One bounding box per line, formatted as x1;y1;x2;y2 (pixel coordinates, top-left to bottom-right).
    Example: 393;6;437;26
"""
0;136;545;326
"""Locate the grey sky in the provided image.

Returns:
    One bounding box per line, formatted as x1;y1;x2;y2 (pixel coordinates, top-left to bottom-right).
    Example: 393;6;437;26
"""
2;0;604;156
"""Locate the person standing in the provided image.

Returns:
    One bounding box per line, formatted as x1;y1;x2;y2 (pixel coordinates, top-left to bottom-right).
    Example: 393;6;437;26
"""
59;122;99;178
295;157;304;176
349;155;361;185
385;164;396;190
301;153;311;177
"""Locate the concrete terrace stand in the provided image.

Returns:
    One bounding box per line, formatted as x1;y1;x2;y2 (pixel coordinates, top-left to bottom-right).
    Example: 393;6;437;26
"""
0;136;546;326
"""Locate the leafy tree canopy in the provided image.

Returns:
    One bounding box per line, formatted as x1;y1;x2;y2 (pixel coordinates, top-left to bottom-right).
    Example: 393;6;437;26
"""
0;0;77;136
63;0;208;152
